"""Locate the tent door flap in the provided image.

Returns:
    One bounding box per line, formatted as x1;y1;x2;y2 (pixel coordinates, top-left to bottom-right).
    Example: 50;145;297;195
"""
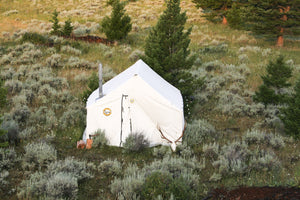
120;94;132;146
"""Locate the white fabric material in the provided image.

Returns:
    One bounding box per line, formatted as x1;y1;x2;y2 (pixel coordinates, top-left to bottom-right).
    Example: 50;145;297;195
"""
85;60;184;150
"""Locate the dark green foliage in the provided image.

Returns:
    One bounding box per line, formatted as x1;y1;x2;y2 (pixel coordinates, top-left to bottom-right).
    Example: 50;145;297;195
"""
226;2;248;30
21;32;48;44
81;72;98;102
246;0;300;42
141;172;173;199
253;56;292;106
141;171;195;199
0;80;8;147
123;132;149;152
0;118;8;148
192;0;233;23
62;18;73;37
0;79;7;109
50;10;61;36
101;0;132;40
143;0;200;116
280;78;300;139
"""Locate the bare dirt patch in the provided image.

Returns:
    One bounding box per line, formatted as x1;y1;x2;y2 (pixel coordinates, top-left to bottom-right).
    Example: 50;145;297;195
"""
0;19;27;35
209;187;300;200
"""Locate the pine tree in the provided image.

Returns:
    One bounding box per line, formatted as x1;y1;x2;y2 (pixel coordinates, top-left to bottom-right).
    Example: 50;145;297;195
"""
226;2;249;30
101;0;132;41
192;0;234;24
253;55;293;106
247;0;300;47
62;18;73;37
280;77;300;139
50;9;61;36
143;0;200;116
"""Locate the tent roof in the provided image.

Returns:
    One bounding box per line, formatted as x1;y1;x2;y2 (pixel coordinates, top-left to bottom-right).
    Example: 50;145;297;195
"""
86;59;183;111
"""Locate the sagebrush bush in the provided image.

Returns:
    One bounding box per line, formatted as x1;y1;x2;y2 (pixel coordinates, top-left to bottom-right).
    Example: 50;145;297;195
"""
45;172;78;199
23;142;57;170
46;54;62;68
111;156;202;199
98;159;122;176
47;157;93;181
249;150;281;171
67;56;94;69
183;119;216;147
0;67;15;80
5;79;23;94
217;90;248;116
59;101;85;129
202;142;219;160
123;132;150;152
175;144;194;158
0;119;19;145
61;45;82;55
213;141;250;175
153;145;172;158
18;157;93;199
92;129;108;147
12;105;31;125
200;43;228;54
243;129;266;145
128;49;144;62
0;148;18;170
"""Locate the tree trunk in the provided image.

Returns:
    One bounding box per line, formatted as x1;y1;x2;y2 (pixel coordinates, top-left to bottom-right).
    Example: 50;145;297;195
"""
277;6;290;47
222;16;227;25
277;35;284;47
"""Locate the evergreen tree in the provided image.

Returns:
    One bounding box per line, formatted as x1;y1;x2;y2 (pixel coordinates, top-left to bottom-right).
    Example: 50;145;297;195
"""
226;2;249;30
280;77;300;139
50;9;61;36
101;0;132;41
247;0;300;46
143;0;200;117
253;55;292;106
192;0;234;24
62;18;73;37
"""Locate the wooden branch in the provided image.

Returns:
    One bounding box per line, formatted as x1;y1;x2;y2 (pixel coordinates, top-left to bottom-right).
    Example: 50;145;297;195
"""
174;120;187;144
157;125;172;144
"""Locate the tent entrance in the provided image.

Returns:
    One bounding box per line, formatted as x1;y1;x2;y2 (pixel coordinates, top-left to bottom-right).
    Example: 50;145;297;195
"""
120;94;132;146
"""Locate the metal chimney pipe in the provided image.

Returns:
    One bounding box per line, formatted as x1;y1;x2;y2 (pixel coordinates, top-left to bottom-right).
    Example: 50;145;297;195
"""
98;63;103;98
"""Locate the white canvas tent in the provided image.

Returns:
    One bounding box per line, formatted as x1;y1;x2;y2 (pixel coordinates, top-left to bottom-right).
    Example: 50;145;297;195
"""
84;59;185;150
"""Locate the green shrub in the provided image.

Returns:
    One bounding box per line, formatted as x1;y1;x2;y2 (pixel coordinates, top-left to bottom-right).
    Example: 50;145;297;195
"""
59;101;85;129
153;145;172;159
47;157;93;181
183;119;216;147
92;129;108;148
18;157;93;199
12;105;31;125
123;132;150;152
111;156;202;199
45;172;78;199
23;142;57;170
21;32;47;44
0;148;18;170
98;159;122;176
46;54;62;68
141;171;173;200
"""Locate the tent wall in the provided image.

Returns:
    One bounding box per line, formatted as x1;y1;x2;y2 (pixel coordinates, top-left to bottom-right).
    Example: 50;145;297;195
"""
85;76;184;147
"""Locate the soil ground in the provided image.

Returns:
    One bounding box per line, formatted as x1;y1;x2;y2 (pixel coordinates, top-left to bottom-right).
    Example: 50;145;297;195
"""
208;187;300;200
